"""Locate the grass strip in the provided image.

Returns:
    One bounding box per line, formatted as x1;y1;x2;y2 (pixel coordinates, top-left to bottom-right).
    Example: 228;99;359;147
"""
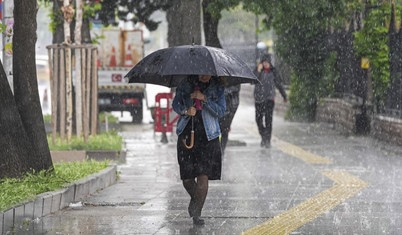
0;160;109;211
48;131;122;151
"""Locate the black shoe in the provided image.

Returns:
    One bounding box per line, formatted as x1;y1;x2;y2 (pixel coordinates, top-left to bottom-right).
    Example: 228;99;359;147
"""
261;140;270;148
193;217;205;226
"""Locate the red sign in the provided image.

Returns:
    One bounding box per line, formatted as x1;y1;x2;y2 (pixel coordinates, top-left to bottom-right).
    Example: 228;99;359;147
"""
111;74;122;82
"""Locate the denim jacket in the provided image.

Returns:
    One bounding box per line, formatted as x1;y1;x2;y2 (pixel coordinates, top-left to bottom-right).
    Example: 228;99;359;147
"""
172;76;226;141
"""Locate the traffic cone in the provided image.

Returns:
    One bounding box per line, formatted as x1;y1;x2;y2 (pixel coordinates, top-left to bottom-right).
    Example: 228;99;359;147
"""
124;45;133;67
109;46;117;67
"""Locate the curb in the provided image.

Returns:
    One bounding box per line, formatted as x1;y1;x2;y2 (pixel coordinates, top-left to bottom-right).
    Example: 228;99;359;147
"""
0;164;117;234
51;149;127;163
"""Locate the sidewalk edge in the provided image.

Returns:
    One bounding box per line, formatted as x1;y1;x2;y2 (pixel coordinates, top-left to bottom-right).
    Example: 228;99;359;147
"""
1;164;117;233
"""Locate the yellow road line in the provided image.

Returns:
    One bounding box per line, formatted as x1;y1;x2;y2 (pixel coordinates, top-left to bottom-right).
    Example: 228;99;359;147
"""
242;171;368;235
241;124;367;234
272;138;332;164
241;124;332;164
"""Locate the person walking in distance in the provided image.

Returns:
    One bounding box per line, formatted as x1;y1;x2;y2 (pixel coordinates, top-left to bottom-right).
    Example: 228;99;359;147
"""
219;84;240;154
172;75;226;225
254;54;287;148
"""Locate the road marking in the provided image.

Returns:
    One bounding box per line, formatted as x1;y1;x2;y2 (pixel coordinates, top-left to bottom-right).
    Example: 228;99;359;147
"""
272;137;332;164
242;171;368;235
241;125;332;164
241;124;367;234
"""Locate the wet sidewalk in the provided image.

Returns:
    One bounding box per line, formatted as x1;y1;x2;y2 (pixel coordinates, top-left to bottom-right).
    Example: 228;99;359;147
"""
31;101;402;234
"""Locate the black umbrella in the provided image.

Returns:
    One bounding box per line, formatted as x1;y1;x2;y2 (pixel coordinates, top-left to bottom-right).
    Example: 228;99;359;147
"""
125;44;258;149
125;45;258;87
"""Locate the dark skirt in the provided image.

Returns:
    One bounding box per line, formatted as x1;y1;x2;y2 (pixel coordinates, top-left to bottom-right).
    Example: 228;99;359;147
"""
177;111;222;180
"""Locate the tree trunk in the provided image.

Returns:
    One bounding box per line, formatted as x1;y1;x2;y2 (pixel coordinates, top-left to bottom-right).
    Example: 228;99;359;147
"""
82;19;92;44
63;0;73;43
0;63;32;178
61;0;74;141
75;0;83;136
74;0;83;45
53;0;92;44
12;0;53;174
66;47;73;142
166;0;201;46
52;0;65;44
202;0;222;48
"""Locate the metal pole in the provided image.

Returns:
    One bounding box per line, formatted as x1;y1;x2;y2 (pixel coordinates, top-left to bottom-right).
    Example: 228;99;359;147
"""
2;0;14;93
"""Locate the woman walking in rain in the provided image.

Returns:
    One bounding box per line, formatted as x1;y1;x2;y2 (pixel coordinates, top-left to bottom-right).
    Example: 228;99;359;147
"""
254;54;287;148
172;75;226;225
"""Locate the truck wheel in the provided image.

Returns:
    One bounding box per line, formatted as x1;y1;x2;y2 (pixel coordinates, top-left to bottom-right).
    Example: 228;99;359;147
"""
131;107;143;124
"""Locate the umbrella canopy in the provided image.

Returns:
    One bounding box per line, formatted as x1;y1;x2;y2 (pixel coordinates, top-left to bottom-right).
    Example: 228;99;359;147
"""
125;45;259;87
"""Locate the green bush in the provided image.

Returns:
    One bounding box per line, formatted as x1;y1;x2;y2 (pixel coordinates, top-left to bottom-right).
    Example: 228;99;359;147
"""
0;160;109;211
287;72;319;121
48;131;122;151
319;52;338;99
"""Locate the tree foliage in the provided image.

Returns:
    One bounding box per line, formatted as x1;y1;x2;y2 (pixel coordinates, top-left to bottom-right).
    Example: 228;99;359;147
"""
117;0;172;31
40;0;172;44
43;0;172;31
204;0;241;17
261;0;347;121
213;0;343;120
88;0;397;121
237;0;398;121
354;2;396;108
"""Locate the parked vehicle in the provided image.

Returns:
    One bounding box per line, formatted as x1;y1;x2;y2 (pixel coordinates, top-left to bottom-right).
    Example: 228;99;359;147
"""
97;29;145;123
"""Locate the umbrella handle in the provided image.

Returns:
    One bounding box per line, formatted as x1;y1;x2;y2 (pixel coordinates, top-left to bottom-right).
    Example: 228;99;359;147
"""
182;131;195;149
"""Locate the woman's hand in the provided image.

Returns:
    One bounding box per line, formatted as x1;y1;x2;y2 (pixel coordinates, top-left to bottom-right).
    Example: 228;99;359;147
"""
186;106;197;116
257;63;263;72
191;90;206;102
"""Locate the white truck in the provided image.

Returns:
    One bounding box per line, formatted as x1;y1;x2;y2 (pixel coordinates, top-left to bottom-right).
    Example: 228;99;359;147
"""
97;29;145;123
